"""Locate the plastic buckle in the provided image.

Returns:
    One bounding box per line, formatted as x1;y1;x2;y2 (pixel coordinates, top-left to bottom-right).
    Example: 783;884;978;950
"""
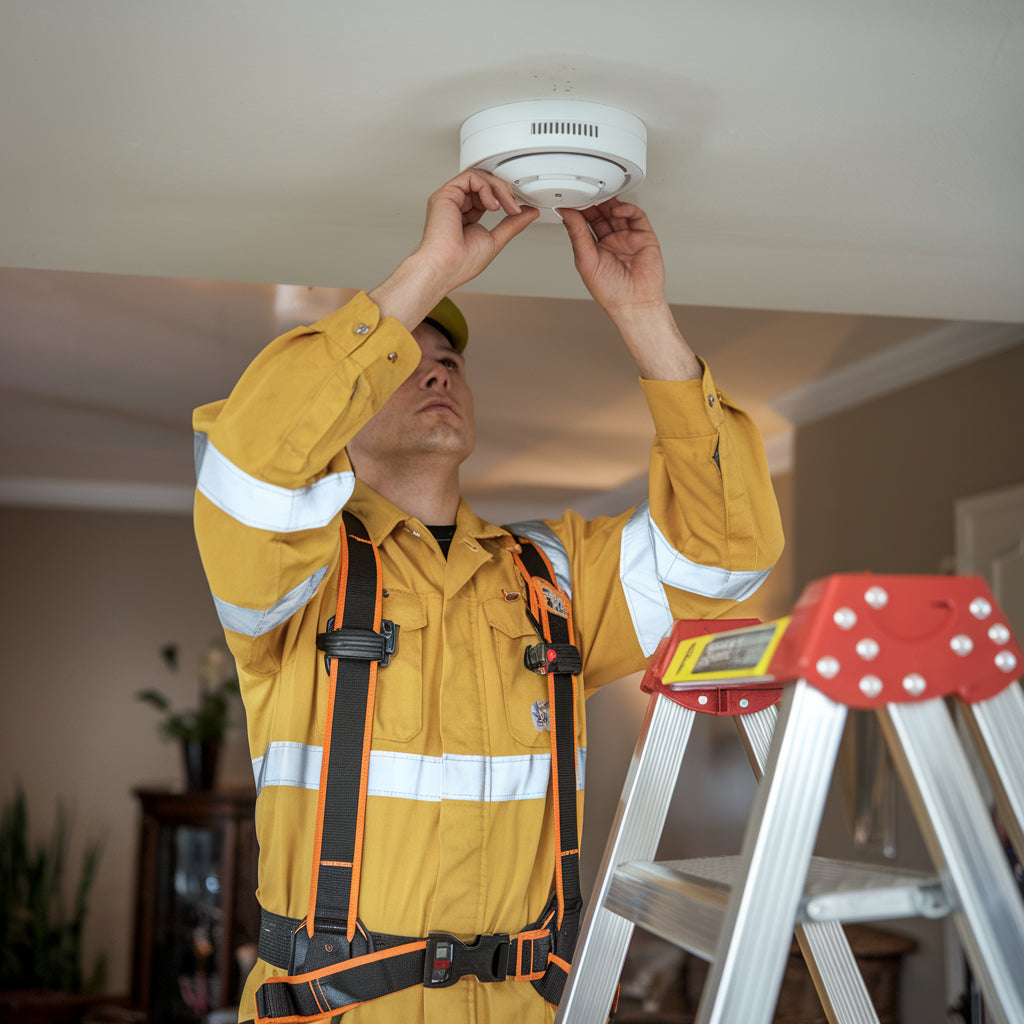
524;642;582;676
423;931;510;988
319;617;399;673
289;918;373;974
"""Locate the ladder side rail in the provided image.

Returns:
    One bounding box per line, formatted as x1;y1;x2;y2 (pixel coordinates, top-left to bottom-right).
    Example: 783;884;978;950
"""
879;698;1024;1024
957;680;1024;865
736;704;881;1024
696;680;848;1024
555;693;697;1024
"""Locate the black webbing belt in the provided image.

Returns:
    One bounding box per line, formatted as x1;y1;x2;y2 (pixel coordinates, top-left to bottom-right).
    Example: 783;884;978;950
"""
254;519;582;1021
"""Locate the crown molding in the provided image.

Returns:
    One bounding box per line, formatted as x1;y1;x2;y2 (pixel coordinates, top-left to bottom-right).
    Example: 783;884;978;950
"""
770;322;1024;426
0;477;194;515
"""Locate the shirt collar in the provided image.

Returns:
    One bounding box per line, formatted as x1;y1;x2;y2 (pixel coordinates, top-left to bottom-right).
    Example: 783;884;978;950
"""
346;478;513;549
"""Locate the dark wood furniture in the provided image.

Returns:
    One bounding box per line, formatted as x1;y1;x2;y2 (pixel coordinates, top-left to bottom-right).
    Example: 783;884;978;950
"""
615;925;916;1023
131;789;258;1023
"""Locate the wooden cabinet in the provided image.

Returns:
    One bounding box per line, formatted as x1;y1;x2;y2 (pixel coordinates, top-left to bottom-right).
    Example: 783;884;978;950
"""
131;789;258;1023
615;926;915;1023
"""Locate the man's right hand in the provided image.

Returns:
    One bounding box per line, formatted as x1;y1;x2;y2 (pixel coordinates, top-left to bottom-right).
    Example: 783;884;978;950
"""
369;171;538;331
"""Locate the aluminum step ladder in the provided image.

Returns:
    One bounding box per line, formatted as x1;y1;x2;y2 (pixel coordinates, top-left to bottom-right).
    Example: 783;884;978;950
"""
556;573;1024;1024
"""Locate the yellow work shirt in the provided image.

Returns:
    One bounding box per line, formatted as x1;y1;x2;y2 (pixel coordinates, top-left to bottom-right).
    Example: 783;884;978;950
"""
192;292;783;1023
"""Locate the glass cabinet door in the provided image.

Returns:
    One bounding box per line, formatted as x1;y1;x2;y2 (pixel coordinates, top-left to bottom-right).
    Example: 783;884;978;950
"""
133;790;257;1023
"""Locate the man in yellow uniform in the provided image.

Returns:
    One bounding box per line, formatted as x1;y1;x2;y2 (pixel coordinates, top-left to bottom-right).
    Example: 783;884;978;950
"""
193;170;784;1022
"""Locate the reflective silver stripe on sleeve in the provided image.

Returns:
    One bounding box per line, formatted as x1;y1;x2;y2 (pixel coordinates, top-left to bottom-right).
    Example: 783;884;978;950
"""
252;742;587;801
213;565;329;638
252;741;323;792
505;519;572;597
621;501;772;656
194;431;355;532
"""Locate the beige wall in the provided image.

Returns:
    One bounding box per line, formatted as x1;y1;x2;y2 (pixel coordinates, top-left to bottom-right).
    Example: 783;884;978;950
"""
793;342;1024;584
789;340;1024;1023
0;507;253;995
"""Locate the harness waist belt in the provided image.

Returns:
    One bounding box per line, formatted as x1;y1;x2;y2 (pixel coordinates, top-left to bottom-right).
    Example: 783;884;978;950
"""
258;907;554;978
256;902;558;1017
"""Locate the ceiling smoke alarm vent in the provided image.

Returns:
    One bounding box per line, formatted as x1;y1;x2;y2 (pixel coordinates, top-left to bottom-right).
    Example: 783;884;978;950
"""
460;101;646;218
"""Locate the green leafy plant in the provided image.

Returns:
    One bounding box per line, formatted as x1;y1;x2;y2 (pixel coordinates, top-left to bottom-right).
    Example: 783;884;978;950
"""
0;786;105;992
136;642;239;743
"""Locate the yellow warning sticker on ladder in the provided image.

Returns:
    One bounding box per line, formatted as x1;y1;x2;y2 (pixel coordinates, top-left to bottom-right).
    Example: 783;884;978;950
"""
663;618;791;684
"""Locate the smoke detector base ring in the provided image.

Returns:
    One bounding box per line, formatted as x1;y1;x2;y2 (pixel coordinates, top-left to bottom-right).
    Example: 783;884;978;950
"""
460;101;646;215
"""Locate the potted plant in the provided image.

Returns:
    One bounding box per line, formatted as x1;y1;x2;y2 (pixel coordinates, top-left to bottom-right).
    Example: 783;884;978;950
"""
0;785;105;1023
137;642;240;791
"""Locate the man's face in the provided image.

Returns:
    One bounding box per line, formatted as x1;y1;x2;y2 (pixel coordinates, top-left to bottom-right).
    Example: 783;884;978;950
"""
348;321;476;469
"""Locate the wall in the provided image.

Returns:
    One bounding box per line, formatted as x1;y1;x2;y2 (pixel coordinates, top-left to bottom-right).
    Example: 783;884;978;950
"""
0;507;253;995
793;342;1024;583
790;340;1024;1024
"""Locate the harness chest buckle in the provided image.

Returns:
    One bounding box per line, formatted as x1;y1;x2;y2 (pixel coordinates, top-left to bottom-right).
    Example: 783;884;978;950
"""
423;931;511;988
318;617;399;672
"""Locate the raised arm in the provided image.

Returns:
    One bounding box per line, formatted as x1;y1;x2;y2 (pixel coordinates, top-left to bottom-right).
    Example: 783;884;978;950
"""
560;200;700;381
369;170;539;331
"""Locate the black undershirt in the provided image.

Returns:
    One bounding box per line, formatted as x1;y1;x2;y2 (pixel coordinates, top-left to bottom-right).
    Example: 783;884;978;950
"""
426;524;457;559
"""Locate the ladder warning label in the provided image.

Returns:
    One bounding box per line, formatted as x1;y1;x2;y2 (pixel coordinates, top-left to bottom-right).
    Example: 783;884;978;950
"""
664;618;791;683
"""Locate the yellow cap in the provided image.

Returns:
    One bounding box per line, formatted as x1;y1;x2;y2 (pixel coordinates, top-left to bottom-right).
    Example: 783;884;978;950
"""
423;296;469;353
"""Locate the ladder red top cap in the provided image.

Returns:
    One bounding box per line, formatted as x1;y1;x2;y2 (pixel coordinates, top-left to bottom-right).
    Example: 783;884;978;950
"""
771;573;1022;707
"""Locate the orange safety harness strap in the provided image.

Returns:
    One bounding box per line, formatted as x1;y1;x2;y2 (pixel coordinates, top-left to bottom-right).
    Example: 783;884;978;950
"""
254;519;582;1021
511;539;584;1006
307;510;386;943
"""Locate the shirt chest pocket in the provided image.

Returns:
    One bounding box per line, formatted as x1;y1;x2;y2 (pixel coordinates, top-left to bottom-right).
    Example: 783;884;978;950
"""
484;598;555;749
373;590;428;742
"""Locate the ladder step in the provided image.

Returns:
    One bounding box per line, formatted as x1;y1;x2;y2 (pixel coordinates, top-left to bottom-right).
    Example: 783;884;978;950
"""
605;855;953;961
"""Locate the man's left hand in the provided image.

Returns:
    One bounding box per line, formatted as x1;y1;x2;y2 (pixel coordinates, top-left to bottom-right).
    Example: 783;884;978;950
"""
561;201;701;381
561;201;667;321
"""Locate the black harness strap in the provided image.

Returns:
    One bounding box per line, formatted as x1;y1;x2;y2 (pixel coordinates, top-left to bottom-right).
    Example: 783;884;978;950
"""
254;523;582;1022
511;539;584;1006
307;510;382;942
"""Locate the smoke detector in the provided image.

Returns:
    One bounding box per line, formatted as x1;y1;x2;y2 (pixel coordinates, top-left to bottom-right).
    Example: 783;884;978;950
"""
460;100;646;218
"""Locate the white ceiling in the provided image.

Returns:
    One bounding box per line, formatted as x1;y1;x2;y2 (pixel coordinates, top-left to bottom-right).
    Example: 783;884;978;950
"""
1;2;1022;523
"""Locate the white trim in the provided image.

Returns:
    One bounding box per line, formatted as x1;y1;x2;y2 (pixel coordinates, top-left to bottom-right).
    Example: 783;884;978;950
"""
620;505;674;657
648;512;770;600
620;502;772;656
213;565;329;637
0;477;194;514
252;741;587;801
506;519;572;596
955;482;1024;577
194;432;355;532
771;322;1024;426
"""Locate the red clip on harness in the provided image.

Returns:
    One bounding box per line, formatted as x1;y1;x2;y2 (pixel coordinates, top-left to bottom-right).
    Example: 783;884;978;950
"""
525;642;582;676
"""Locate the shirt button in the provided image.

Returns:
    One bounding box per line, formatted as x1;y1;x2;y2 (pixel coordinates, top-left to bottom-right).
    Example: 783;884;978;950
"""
387;352;398;362
707;394;716;407
354;322;370;336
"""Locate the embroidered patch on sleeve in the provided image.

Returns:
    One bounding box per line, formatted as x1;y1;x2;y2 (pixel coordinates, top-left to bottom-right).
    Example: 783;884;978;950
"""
531;700;551;731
